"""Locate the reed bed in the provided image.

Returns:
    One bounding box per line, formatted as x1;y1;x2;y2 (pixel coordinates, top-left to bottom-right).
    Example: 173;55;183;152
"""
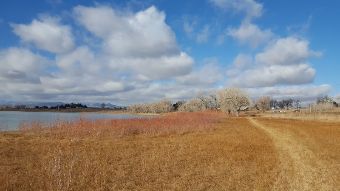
1;114;279;190
19;111;226;138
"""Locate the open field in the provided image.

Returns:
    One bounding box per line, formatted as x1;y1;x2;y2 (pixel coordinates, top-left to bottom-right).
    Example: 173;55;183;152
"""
249;117;340;190
0;112;339;190
262;108;340;122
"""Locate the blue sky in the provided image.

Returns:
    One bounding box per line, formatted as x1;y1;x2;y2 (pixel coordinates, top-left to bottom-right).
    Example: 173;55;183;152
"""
0;0;339;104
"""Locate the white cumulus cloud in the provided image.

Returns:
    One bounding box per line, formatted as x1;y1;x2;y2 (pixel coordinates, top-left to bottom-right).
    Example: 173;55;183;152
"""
227;37;319;88
0;5;205;103
255;37;319;65
106;52;193;80
0;48;49;83
74;5;179;57
73;5;194;80
12;17;74;53
228;22;273;48
176;59;223;86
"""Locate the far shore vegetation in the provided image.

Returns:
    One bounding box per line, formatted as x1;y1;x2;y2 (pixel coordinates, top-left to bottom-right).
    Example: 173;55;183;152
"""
0;103;126;112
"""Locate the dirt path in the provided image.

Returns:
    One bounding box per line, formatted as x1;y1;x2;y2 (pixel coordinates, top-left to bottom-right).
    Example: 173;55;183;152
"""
248;118;335;191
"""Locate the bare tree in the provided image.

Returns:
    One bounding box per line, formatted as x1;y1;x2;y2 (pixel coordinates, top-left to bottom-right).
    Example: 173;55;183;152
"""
282;99;293;110
178;98;207;112
152;100;173;113
127;100;173;113
127;104;145;113
335;96;340;107
270;99;278;109
198;94;219;110
217;88;250;116
293;99;301;110
317;95;333;104
255;96;271;112
173;101;185;111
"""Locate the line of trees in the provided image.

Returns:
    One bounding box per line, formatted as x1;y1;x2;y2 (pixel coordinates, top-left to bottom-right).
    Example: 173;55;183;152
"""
254;95;339;113
311;95;339;112
128;88;250;116
254;97;301;112
317;95;338;107
178;95;219;112
35;103;88;109
127;88;339;116
127;100;173;113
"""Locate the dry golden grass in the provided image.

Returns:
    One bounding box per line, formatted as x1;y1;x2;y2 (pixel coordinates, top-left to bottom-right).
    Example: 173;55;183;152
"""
253;117;340;190
0;112;279;190
1;111;339;190
18;112;223;138
262;108;340;122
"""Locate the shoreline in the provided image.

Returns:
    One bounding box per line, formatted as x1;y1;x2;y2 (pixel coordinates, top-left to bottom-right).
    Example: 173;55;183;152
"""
0;108;125;113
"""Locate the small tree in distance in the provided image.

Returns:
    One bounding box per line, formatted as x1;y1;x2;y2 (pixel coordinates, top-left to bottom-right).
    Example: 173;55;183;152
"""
217;88;250;116
255;96;271;112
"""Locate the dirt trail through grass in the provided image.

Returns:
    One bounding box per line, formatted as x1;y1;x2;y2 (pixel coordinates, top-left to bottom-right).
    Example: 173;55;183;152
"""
248;118;336;191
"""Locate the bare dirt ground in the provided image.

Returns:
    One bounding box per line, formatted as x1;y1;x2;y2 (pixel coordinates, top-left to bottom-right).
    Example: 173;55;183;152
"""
249;117;340;191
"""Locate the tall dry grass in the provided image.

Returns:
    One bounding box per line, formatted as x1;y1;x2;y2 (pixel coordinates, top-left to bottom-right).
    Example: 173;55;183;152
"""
19;111;225;138
0;112;279;190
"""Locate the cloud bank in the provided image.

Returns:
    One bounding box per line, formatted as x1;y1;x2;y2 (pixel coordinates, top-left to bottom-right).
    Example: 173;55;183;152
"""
216;0;331;101
1;5;222;104
0;1;333;104
12;17;74;53
228;37;318;88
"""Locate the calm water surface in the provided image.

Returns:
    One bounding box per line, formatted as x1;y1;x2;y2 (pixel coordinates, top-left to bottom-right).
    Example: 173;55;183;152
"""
0;111;144;131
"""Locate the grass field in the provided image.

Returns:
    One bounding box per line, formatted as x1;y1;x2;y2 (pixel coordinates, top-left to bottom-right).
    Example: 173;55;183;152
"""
0;112;339;190
262;108;340;122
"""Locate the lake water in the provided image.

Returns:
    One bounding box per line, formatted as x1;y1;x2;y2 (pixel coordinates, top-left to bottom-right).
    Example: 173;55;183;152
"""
0;111;144;131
